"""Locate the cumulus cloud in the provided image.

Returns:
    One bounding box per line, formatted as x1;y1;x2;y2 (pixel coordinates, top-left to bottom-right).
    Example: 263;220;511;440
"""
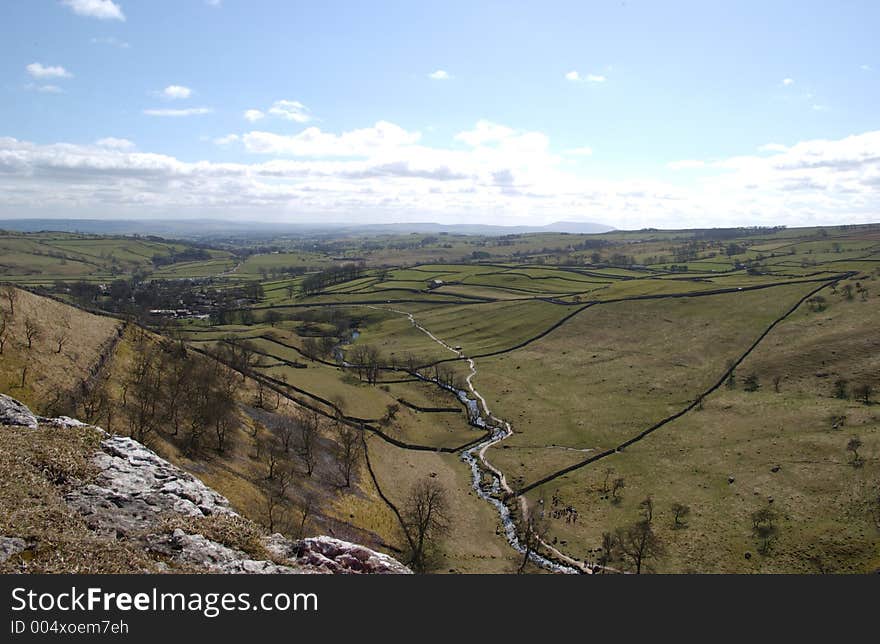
143;107;212;117
2;127;879;228
61;0;125;21
214;134;240;145
241;121;421;157
268;100;311;123
428;70;451;80
565;70;581;82
26;63;72;79
454;120;514;147
95;137;135;150
160;85;192;100
586;74;606;82
782;78;794;86
243;109;265;122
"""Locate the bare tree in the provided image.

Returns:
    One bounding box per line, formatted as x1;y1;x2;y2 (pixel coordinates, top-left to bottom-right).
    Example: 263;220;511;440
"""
671;502;690;528
53;313;71;355
846;436;863;467
23;317;41;349
296;493;316;539
615;519;664;573
0;312;8;355
261;436;284;481
1;284;18;317
333;422;362;487
401;477;450;573
53;329;70;354
602;467;614;495
517;500;549;574
611;477;625;503
751;507;778;555
595;531;617;572
297;409;320;477
638;496;654;522
853;383;873;405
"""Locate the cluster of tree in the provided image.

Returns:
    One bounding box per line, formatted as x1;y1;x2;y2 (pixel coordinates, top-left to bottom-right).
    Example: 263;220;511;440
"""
300;263;366;295
346;344;383;383
833;378;874;404
257;266;309;281
78;329;240;456
593;496;667;573
150;247;212;267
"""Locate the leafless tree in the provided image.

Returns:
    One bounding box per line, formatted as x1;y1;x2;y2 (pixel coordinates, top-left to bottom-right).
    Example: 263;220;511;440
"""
638;496;654;522
24;317;41;349
0;312;8;355
297;493;316;539
751;507;778;555
595;531;617;572
53;329;70;354
517;500;549;574
847;436;863;467
1;284;18;317
853;383;873;405
402;477;450;573
297;409;320;477
611;477;625;503
333;422;362;487
671;502;690;528
616;519;664;574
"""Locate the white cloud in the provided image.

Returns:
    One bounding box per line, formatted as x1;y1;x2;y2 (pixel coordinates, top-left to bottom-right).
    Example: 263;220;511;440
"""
160;85;192;100
243;109;265;122
143;107;212;117
61;0;125;21
782;78;794;86
267;100;311;123
95;137;135;150
26;63;72;79
90;36;129;48
566;70;606;83
25;84;64;94
214;134;240;145
454;120;514;146
241;121;421;157
812;104;830;112
759;143;788;153
3;127;880;229
428;70;451;80
860;64;871;71
564;146;594;156
667;159;706;170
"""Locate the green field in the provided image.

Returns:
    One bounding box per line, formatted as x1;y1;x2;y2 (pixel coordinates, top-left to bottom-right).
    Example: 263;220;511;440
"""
3;222;879;573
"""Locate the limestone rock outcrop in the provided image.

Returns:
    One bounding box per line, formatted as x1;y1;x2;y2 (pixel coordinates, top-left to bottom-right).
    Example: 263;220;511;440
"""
1;394;410;574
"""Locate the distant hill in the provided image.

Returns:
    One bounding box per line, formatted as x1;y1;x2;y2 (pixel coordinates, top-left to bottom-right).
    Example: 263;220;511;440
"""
0;218;614;239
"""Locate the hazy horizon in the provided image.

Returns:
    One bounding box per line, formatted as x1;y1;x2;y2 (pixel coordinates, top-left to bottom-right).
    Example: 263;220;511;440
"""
2;1;879;229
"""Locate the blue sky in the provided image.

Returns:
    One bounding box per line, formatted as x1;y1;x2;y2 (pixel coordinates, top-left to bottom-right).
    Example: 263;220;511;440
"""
1;0;879;228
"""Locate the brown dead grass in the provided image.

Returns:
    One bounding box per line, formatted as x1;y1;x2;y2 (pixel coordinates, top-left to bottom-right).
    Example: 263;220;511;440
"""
0;423;160;573
0;287;121;415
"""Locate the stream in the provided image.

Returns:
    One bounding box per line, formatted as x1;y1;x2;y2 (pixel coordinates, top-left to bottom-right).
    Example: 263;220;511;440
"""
368;306;589;574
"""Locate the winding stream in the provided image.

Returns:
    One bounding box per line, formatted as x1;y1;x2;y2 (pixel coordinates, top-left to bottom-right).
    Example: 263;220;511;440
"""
370;306;590;574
